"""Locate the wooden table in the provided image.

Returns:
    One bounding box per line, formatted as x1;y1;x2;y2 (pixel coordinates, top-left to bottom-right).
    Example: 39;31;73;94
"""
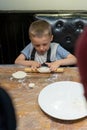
0;65;87;130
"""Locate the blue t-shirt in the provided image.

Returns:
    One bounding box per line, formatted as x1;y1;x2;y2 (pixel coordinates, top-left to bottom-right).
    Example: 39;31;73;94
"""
21;42;70;63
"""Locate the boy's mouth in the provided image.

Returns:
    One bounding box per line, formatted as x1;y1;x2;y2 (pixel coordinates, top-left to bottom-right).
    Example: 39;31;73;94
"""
38;51;46;55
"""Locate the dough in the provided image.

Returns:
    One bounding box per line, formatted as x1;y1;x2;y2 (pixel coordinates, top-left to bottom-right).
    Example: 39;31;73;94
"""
28;83;35;88
37;66;51;73
12;71;27;79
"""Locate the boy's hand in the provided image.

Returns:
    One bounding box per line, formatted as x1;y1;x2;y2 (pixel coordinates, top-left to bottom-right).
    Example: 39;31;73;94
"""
45;61;60;71
30;61;41;70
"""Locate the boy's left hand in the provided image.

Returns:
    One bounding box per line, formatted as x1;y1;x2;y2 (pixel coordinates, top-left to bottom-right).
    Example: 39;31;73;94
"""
45;61;60;71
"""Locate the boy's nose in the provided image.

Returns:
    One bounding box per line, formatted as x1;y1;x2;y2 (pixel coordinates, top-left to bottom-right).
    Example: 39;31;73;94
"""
40;46;44;50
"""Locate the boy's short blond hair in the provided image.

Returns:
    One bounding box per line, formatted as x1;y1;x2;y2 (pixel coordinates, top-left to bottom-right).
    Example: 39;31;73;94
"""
29;20;52;38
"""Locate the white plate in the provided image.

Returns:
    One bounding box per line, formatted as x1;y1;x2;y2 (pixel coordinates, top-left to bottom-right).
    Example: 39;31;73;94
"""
38;81;87;120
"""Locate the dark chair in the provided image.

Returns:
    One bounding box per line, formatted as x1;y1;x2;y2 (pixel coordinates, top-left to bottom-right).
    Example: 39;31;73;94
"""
0;87;16;130
34;13;87;55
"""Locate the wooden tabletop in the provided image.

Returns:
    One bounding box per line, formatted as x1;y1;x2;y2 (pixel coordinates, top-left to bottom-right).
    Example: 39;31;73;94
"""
0;65;87;130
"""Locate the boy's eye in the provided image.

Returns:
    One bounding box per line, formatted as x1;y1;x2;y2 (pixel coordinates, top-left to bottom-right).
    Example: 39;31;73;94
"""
35;43;47;48
43;43;48;46
35;45;40;47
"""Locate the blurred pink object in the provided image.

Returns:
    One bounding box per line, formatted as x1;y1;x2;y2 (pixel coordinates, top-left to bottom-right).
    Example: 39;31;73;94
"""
75;27;87;99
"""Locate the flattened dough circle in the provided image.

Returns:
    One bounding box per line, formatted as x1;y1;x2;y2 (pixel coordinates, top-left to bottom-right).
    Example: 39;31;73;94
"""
37;66;51;73
12;71;27;79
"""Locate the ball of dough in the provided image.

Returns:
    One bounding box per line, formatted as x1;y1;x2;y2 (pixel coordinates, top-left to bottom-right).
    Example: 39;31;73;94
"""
28;83;35;88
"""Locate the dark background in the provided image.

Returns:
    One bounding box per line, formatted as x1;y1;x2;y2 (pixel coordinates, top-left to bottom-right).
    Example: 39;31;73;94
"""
0;10;87;64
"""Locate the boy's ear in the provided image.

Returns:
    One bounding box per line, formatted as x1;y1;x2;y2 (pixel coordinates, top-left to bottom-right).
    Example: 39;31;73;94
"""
51;35;53;41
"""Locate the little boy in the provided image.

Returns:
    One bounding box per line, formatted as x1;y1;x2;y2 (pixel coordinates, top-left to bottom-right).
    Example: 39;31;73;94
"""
15;20;77;71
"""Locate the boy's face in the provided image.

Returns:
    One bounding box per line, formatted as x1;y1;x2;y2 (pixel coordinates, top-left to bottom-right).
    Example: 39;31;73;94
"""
31;35;53;55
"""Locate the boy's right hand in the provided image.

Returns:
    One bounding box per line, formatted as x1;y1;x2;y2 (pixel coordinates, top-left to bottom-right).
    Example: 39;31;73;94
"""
30;61;41;70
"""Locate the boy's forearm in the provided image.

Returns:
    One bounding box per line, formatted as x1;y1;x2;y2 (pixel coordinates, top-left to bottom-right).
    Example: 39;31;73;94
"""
15;59;41;68
57;57;77;66
15;60;32;66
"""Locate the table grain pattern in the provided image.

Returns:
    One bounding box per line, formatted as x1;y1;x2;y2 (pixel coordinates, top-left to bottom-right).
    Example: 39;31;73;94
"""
0;65;87;130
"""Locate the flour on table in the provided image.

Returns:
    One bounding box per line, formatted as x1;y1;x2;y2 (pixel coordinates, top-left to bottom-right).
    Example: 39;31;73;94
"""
37;66;51;73
12;71;27;79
